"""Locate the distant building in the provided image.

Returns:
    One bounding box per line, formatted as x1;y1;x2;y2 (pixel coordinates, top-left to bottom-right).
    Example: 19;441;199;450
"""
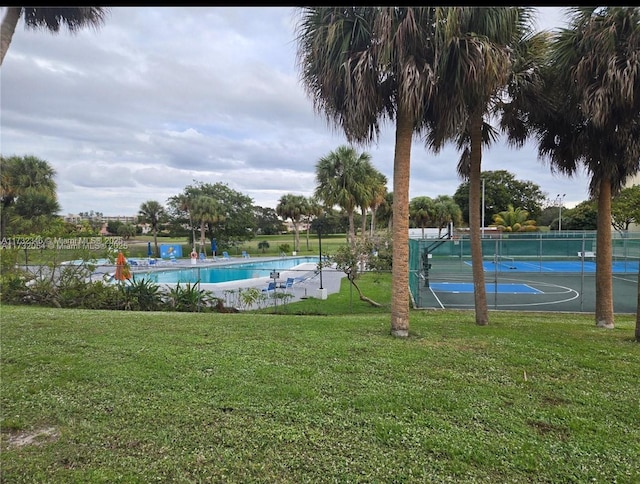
62;213;138;225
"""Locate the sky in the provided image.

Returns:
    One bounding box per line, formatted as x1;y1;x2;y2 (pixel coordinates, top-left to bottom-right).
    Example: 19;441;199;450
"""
1;6;591;217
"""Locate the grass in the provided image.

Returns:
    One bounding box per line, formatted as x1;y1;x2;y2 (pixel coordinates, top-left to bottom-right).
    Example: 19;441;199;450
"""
2;300;639;482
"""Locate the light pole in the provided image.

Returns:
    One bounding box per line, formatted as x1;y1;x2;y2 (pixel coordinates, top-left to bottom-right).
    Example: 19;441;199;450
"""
316;216;327;299
318;226;323;290
482;178;485;237
556;193;566;232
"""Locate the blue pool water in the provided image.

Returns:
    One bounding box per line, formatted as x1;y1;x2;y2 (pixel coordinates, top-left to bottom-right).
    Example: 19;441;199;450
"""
139;257;319;284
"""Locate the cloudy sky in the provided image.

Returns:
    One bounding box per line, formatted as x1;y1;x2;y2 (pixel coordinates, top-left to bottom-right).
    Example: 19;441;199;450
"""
1;6;590;217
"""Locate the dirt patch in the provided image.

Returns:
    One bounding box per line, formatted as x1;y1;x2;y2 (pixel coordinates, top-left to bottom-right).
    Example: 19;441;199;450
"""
5;426;60;448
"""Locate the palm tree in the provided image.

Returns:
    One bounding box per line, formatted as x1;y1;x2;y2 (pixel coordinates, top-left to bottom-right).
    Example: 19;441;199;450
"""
170;193;197;249
0;155;58;238
138;200;166;258
409;196;435;238
357;161;385;241
314;145;371;246
369;172;388;236
276;194;308;253
427;7;539;326
190;195;225;255
433;195;462;238
305;197;323;251
491;204;537;232
296;7;439;337
1;7;109;65
528;7;640;329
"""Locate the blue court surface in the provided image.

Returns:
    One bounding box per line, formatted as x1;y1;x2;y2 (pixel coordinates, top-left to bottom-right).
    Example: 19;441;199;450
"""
475;260;639;273
430;282;542;294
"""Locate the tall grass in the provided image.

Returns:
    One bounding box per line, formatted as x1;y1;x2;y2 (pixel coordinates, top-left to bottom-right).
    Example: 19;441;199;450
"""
1;304;638;483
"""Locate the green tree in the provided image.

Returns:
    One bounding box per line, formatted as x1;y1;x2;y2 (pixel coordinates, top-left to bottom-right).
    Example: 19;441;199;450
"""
529;7;640;329
561;201;598;231
190;195;225;255
258;240;270;253
276;194;308;253
168;182;254;250
453;170;546;226
138;200;167;258
1;7;109;65
0;155;60;237
611;186;640;232
491;204;537;232
116;223;136;240
409;196;435;238
357;162;386;241
314;146;372;246
330;239;383;308
433;195;463;237
296;7;439;337
252;206;285;236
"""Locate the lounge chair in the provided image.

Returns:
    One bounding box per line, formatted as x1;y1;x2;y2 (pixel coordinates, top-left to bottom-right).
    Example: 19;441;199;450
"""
242;251;250;258
262;281;276;293
222;251;231;260
279;277;295;293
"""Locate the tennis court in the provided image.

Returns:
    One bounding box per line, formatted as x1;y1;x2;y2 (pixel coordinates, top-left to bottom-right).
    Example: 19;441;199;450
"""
409;233;640;313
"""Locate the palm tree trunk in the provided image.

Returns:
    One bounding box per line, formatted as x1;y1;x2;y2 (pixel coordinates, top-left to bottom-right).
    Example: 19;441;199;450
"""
293;223;300;253
370;207;377;235
199;222;206;251
361;207;367;241
390;111;412;338
153;228;159;258
348;211;356;246
469;114;489;325
595;179;615;328
1;7;21;66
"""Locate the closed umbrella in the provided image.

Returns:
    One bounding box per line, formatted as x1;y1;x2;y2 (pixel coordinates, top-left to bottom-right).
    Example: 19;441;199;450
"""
147;241;153;258
115;252;130;281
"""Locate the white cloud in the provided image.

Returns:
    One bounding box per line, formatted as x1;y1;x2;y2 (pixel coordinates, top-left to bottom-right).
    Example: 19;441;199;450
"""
1;6;591;215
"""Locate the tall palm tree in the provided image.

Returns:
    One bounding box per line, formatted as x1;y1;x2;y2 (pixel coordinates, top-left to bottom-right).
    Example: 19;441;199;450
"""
190;195;225;254
276;193;308;253
357;161;384;241
529;7;640;329
427;7;539;326
314;145;371;246
170;193;197;249
296;7;438;337
433;195;462;237
1;7;109;65
138;200;166;258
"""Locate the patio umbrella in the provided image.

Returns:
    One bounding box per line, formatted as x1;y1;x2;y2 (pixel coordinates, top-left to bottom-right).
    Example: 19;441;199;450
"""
114;252;130;281
147;241;153;258
211;239;217;257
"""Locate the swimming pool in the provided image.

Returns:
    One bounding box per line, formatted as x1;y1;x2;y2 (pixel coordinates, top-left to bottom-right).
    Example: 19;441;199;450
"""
138;257;320;284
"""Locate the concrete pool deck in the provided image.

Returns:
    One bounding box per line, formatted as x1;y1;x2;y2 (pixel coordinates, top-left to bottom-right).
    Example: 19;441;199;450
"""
92;255;348;308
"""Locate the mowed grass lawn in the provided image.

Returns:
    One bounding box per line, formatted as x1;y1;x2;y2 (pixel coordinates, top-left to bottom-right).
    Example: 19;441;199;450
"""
1;302;639;482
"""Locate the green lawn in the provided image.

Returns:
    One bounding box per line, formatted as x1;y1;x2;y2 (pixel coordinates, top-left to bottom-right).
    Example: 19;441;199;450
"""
1;304;638;482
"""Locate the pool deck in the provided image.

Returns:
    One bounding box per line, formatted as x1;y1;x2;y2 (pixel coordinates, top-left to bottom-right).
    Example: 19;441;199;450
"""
91;255;347;308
